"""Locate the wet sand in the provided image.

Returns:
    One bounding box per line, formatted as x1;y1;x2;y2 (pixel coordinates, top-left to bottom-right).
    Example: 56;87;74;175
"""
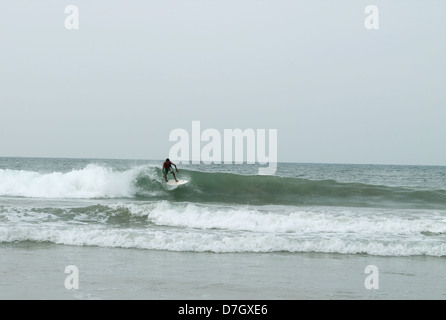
1;242;445;300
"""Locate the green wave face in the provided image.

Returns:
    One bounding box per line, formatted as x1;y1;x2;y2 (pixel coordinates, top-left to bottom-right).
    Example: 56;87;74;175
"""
134;169;446;209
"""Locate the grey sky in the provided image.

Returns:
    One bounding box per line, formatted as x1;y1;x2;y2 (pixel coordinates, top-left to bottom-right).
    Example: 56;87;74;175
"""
1;1;445;165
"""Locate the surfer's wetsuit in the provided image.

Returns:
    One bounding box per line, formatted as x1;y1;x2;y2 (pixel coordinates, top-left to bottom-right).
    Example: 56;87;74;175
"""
162;160;178;182
162;162;172;175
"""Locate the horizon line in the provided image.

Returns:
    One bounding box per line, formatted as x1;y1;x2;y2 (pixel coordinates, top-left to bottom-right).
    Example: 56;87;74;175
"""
0;155;444;167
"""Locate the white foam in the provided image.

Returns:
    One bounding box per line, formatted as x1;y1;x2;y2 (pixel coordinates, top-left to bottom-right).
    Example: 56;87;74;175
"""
1;222;445;256
1;201;445;256
114;202;446;236
0;164;146;198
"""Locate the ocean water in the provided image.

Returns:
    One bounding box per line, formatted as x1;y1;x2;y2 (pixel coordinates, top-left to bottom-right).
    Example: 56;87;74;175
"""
1;157;445;300
1;157;445;256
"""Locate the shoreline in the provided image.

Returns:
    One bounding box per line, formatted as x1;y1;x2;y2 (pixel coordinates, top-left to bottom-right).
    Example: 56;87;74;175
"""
1;242;444;300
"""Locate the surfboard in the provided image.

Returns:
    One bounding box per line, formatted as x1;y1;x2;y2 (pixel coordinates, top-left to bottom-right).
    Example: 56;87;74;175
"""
165;179;189;186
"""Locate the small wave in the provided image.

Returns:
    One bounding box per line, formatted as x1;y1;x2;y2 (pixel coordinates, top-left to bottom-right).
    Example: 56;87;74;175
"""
1;202;445;256
1;223;445;256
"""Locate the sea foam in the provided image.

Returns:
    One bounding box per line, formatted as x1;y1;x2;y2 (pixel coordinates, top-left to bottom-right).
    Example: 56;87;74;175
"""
0;164;143;198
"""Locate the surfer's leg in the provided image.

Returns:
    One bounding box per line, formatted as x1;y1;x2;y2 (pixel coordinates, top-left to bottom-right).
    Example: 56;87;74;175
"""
172;171;178;182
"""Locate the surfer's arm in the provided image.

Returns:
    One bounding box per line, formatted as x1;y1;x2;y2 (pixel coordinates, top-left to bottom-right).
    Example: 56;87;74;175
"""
173;163;178;172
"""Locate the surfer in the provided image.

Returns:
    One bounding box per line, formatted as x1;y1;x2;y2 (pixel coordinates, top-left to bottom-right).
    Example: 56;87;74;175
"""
162;158;178;182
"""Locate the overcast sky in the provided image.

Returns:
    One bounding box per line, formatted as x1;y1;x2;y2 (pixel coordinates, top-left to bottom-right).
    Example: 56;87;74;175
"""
1;0;445;165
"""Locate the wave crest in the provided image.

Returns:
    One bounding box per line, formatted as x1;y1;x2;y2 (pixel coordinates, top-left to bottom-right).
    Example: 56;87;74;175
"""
1;164;445;209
